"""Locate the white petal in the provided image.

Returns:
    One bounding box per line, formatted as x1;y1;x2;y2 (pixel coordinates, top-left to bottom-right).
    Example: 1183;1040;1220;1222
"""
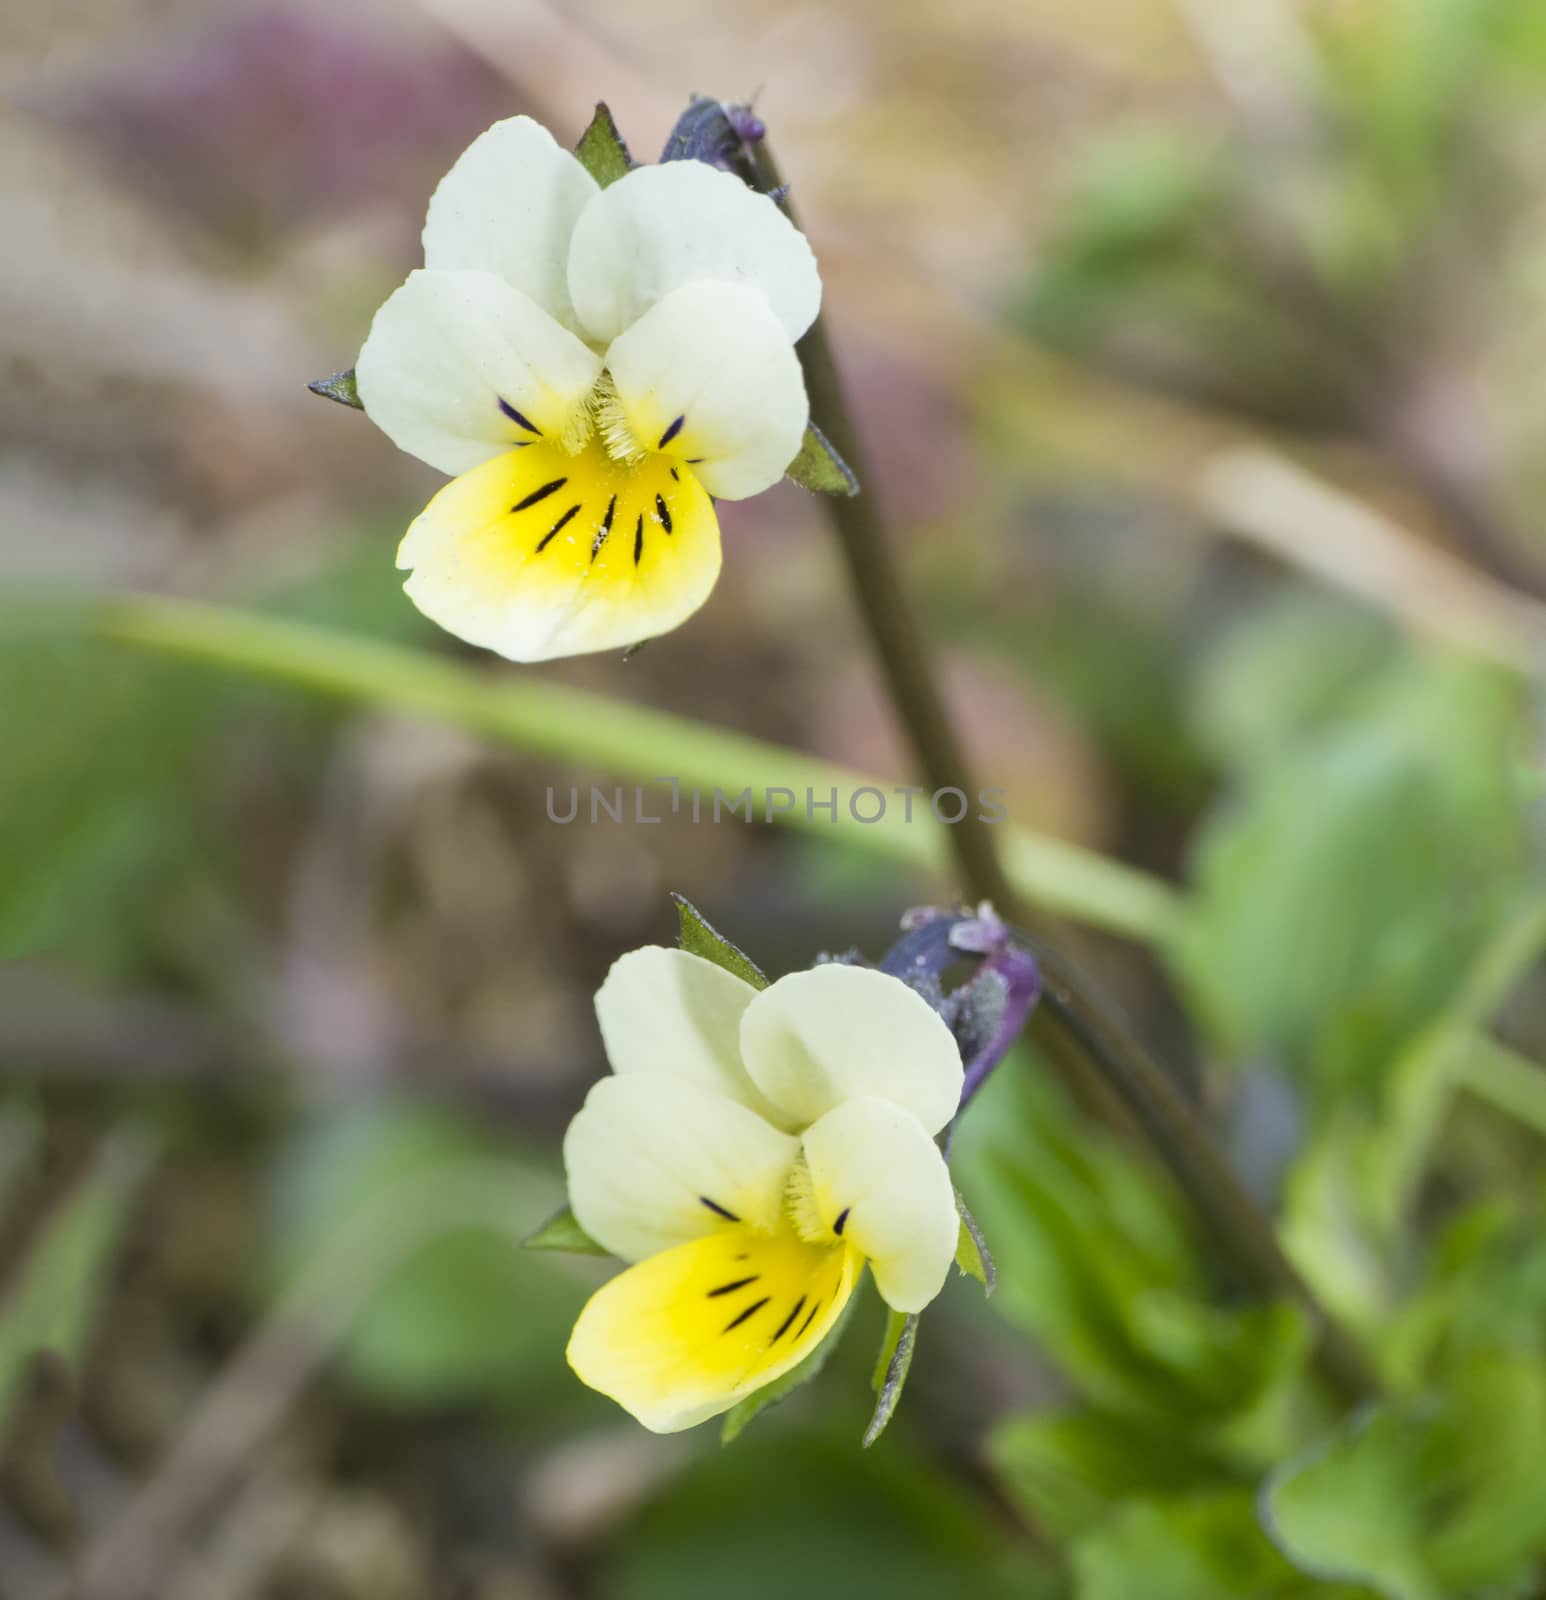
394;436;721;662
567;161;821;346
563;1075;799;1263
739;965;964;1135
605;281;809;500
801;1096;958;1312
595;947;794;1128
356;269;602;477
422;115;598;331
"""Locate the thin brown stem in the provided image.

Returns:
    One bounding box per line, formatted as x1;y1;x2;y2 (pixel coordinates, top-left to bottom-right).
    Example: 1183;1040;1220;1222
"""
750;134;1379;1407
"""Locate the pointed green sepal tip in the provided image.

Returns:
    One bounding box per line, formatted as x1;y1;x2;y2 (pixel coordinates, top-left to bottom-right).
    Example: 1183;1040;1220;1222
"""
308;368;364;410
523;1205;609;1256
786;421;859;497
954;1189;996;1296
575;102;634;188
864;1308;918;1446
672;892;770;990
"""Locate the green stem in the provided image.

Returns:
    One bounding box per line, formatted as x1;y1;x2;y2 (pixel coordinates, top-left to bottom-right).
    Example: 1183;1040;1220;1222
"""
750;134;1379;1406
76;592;1179;945
746;151;1023;934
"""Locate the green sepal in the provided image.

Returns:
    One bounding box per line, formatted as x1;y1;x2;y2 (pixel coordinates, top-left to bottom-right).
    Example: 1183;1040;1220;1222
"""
954;1188;997;1295
864;1308;918;1446
523;1205;609;1256
575;102;633;188
785;421;859;497
721;1289;859;1444
672;892;770;990
308;369;364;410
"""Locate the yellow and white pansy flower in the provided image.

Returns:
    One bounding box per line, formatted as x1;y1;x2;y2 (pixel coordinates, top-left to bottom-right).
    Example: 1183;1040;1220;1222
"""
354;115;820;662
563;948;964;1432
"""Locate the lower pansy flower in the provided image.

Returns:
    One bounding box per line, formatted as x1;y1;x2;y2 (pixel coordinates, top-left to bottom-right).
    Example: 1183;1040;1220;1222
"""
562;947;963;1432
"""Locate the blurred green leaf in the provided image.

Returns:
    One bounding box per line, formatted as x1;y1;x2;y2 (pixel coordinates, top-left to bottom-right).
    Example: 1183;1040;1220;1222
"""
609;1430;1053;1600
786;421;859;497
0;638;223;966
672;892;770;989
1282;895;1546;1331
863;1308;917;1447
270;1099;588;1409
1264;1406;1443;1600
1360;895;1546;1237
575;101;633;186
1189;592;1395;774
1026;129;1225;341
1318;0;1494;239
1380;1199;1533;1387
1426;1350;1546;1589
1175;658;1531;1091
958;1068;1310;1436
525;1206;609;1256
1265;1360;1546;1600
991;1408;1229;1541
1075;1491;1335;1600
1023;128;1357;428
1281;1117;1393;1336
0;1128;155;1425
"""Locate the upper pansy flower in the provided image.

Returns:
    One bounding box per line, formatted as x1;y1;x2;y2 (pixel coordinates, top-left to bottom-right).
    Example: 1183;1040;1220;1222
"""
562;947;964;1433
354;115;821;662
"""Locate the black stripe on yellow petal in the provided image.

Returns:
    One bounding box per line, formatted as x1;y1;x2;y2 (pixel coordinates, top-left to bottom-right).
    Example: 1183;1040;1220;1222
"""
707;1276;760;1298
537;504;580;552
724;1296;770;1332
512;477;567;512
592;494;617;560
771;1296;806;1344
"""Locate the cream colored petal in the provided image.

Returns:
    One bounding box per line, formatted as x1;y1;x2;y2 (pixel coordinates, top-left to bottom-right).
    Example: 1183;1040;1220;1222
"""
422;115;598;331
395;435;720;662
563;1074;798;1263
567;160;820;346
605;281;809;500
595;947;793;1128
566;1222;859;1432
739;965;964;1135
802;1097;958;1313
356;269;601;477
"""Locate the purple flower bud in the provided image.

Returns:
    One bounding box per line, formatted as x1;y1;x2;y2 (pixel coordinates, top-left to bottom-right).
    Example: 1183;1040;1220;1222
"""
660;96;765;176
877;904;1040;1122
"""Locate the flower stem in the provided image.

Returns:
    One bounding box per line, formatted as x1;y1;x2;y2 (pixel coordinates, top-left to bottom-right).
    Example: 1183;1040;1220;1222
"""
750;135;1379;1406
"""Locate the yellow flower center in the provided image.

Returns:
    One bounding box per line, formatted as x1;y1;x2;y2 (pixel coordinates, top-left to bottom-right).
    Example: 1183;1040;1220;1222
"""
558;371;649;465
783;1153;833;1244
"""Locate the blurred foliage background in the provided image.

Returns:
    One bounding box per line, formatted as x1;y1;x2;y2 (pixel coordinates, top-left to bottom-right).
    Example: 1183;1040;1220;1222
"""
3;0;1546;1595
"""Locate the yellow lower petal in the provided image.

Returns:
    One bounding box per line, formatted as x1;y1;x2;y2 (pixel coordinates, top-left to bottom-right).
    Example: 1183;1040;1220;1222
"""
396;435;720;662
566;1222;861;1433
